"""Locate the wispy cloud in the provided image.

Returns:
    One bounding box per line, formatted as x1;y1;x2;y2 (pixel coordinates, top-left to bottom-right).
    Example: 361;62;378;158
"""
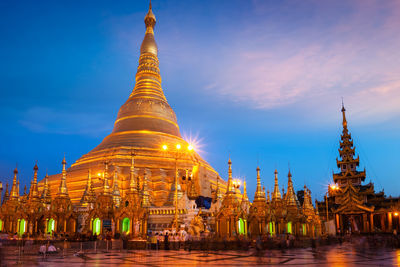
19;107;112;136
202;0;400;122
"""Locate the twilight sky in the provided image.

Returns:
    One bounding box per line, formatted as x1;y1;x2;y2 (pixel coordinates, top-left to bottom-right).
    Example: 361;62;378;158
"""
0;0;399;201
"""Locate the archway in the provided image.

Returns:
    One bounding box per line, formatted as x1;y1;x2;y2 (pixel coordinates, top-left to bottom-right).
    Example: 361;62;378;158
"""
19;219;26;236
93;218;101;235
122;217;130;234
287;221;292;234
237;218;245;235
47;219;55;234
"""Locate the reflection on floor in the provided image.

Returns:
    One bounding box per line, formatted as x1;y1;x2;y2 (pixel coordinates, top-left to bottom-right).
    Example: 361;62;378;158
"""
1;243;400;266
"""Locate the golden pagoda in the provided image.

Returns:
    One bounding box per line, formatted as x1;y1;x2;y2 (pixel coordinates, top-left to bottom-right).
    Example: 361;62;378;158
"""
40;2;221;207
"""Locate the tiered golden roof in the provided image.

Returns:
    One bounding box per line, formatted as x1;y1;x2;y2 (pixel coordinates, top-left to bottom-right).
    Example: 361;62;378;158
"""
41;2;220;205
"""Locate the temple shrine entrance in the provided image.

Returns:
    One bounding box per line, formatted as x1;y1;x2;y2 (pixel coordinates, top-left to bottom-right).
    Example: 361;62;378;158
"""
47;218;55;233
122;218;130;234
18;219;26;236
342;214;363;233
93;218;101;235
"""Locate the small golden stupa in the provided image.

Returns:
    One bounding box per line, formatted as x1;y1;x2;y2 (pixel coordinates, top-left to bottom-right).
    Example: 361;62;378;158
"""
41;2;221;207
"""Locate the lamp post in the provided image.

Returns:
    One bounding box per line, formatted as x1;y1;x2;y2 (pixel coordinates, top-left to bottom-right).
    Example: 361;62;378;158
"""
162;143;194;232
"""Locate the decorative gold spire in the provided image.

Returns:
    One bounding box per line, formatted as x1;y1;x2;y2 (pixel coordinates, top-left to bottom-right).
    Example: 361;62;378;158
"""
242;180;249;202
10;167;19;200
254;166;265;201
41;172;52;204
342;100;347;129
3;183;9;204
142;169;151;207
112;170;122;207
57;156;69;197
129;152;137;194
272;169;282;202
144;0;156;35
80;169;96;206
285;169;299;207
28;162;40;200
216;176;222;200
227;158;233;194
102;161;111;196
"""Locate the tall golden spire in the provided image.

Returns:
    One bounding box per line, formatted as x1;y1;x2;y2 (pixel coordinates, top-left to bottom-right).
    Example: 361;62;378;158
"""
129;152;137;194
102;161;111;196
112;170;122;207
226;158;233;194
28;162;40;200
10;167;19;199
272;169;281;202
3;183;9;204
341;100;347;129
285;169;299;207
80;169;96;206
41;172;52;204
57;156;69;197
242;180;249;202
254;166;265;201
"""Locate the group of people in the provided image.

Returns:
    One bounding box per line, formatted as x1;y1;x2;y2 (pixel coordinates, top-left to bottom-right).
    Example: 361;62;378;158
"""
148;231;188;250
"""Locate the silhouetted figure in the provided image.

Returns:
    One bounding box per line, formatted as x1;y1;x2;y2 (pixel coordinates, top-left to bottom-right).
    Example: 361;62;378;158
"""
164;233;169;250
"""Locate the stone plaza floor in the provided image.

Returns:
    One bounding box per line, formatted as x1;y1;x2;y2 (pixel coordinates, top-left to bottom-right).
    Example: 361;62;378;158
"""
1;242;400;266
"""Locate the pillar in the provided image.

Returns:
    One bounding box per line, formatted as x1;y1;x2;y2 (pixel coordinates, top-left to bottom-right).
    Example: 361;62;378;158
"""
335;214;340;234
381;214;386;232
362;214;368;233
370;213;374;232
388;212;393;232
64;219;67;232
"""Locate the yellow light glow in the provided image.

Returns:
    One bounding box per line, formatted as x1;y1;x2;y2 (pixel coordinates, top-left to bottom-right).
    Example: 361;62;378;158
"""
176;144;181;150
188;144;193;151
97;173;101;177
162;144;168;150
395;212;399;216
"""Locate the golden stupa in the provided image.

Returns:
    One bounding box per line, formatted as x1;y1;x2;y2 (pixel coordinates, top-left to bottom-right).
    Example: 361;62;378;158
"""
42;3;221;206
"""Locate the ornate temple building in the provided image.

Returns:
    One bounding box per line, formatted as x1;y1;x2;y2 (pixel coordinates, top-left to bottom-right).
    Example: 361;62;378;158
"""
316;104;400;234
214;160;321;238
0;3;324;239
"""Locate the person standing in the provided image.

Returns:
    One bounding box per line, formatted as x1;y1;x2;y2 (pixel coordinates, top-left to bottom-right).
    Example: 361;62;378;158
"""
164;232;169;250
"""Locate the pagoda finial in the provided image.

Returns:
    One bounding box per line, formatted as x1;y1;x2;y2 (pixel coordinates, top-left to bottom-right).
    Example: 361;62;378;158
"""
102;161;111;195
80;169;96;206
41;173;52;203
341;99;347;129
227;157;233;194
3;183;9;204
58;156;69;197
242;179;249;202
129;151;137;194
112;169;121;207
272;169;282;202
10;166;19;199
254;166;265;201
286;169;299;207
141;0;157;54
29;162;40;199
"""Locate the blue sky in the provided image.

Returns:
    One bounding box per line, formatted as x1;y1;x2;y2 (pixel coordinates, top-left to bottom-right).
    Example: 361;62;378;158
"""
0;0;399;201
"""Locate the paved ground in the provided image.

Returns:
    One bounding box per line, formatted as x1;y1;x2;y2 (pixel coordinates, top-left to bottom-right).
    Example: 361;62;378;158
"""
1;243;399;266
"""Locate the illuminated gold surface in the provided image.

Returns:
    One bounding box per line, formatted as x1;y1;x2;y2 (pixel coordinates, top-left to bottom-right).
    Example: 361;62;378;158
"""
40;3;221;207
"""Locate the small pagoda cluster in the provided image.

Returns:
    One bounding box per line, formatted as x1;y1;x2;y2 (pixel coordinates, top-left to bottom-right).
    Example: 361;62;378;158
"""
0;156;148;238
316;104;400;234
213;159;321;238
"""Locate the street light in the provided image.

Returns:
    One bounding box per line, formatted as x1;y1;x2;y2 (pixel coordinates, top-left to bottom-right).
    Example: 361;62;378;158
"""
162;143;194;231
232;179;241;189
